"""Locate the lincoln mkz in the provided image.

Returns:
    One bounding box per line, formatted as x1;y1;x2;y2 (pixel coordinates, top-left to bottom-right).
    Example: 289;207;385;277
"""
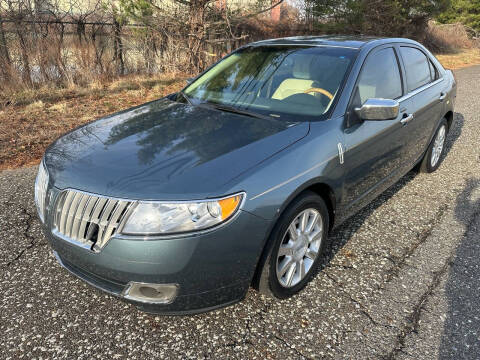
35;36;456;314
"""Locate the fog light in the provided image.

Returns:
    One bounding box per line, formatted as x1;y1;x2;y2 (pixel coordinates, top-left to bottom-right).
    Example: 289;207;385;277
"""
122;282;178;304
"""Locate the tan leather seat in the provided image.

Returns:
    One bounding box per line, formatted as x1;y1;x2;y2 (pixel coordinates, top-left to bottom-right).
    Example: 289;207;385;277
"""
272;56;314;100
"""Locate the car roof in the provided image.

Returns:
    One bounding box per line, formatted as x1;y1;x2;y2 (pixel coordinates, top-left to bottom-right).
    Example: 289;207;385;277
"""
247;36;419;50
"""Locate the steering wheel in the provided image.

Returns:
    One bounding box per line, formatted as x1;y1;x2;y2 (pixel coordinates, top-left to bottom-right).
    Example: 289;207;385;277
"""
303;88;334;100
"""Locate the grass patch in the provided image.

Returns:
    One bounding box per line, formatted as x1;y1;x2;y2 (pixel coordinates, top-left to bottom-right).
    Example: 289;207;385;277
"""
25;100;45;112
435;48;480;70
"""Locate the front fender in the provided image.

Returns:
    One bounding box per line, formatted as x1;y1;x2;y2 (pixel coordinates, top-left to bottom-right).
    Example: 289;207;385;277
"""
227;119;345;222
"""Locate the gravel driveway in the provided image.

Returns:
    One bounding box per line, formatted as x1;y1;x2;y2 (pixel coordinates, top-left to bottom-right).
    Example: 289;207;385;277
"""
1;65;480;359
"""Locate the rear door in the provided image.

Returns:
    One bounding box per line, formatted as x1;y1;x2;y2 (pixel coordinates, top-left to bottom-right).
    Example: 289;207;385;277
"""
397;46;445;163
341;45;414;209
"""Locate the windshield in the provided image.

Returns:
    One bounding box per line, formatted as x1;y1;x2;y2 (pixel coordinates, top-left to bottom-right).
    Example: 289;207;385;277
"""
183;45;358;121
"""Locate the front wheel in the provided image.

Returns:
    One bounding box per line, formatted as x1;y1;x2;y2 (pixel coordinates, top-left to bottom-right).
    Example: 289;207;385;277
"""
420;118;448;173
255;191;329;299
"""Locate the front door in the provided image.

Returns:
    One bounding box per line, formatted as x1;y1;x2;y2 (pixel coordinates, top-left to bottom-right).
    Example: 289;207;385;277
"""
341;46;413;211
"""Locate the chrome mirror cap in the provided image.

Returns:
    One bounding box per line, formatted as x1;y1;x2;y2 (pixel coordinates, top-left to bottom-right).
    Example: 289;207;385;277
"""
355;98;400;121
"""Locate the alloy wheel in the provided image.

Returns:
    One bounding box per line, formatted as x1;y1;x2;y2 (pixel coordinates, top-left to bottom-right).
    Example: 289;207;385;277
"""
276;208;323;288
431;124;446;167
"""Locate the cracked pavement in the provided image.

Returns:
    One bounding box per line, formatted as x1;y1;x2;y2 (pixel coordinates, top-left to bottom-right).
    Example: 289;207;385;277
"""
1;65;480;359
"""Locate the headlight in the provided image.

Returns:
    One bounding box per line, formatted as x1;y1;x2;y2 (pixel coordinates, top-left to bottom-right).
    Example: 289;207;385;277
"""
121;193;244;235
34;160;49;222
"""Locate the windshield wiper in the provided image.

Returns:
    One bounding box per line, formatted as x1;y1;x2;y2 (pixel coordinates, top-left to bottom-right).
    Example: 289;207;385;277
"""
201;102;273;120
178;91;193;105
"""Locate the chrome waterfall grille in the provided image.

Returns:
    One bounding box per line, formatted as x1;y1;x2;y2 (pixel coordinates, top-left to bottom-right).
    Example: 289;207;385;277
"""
53;190;134;251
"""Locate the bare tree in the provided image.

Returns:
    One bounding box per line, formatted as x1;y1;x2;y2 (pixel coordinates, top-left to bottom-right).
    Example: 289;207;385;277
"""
118;0;285;72
0;7;12;83
0;0;291;91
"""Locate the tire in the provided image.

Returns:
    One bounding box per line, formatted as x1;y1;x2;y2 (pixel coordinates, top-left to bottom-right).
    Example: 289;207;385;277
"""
420;118;448;173
255;191;329;299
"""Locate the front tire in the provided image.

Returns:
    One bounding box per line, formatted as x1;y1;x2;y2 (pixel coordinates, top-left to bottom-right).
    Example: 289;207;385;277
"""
256;191;329;299
420;118;448;173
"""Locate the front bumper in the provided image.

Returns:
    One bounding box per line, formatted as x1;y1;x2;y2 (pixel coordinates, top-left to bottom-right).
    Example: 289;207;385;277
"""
43;209;270;314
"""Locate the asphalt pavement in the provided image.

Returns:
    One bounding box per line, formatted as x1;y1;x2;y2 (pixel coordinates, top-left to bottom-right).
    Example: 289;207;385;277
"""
1;65;479;359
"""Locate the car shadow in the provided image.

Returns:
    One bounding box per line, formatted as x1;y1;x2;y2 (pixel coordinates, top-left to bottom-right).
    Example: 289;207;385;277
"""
318;111;465;273
438;177;480;359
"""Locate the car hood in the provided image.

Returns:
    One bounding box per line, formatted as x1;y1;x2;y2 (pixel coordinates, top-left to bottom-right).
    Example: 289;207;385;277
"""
45;98;309;200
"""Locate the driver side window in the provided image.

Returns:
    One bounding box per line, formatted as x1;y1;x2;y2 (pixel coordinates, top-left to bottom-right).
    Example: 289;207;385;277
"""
356;47;403;105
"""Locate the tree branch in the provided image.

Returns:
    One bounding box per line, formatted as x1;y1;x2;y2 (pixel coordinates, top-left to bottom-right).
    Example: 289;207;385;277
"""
243;0;284;18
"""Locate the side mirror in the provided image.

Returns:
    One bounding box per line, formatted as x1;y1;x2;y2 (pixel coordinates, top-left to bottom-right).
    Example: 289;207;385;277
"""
354;98;399;121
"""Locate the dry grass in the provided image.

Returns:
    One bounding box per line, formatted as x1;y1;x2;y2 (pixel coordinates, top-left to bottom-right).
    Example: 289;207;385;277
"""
436;48;480;70
425;21;474;53
0;73;188;170
424;21;480;69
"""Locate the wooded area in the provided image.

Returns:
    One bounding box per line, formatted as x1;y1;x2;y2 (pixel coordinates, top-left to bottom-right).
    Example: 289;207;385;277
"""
0;0;478;92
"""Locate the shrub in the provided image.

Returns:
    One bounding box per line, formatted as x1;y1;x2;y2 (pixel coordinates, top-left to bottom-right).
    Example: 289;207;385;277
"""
424;21;475;53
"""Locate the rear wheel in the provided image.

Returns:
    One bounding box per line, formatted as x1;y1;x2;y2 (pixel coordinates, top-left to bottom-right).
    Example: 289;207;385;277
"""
420;118;448;173
256;191;329;299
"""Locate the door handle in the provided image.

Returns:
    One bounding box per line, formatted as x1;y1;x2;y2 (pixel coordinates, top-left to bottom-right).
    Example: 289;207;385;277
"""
400;113;414;125
439;92;447;101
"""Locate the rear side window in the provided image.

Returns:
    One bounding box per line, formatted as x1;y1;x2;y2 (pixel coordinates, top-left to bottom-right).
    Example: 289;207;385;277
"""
356;47;403;105
400;47;432;91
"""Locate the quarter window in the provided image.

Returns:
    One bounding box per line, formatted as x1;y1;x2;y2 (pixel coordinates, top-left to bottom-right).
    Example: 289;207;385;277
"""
400;47;432;91
356;48;403;105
